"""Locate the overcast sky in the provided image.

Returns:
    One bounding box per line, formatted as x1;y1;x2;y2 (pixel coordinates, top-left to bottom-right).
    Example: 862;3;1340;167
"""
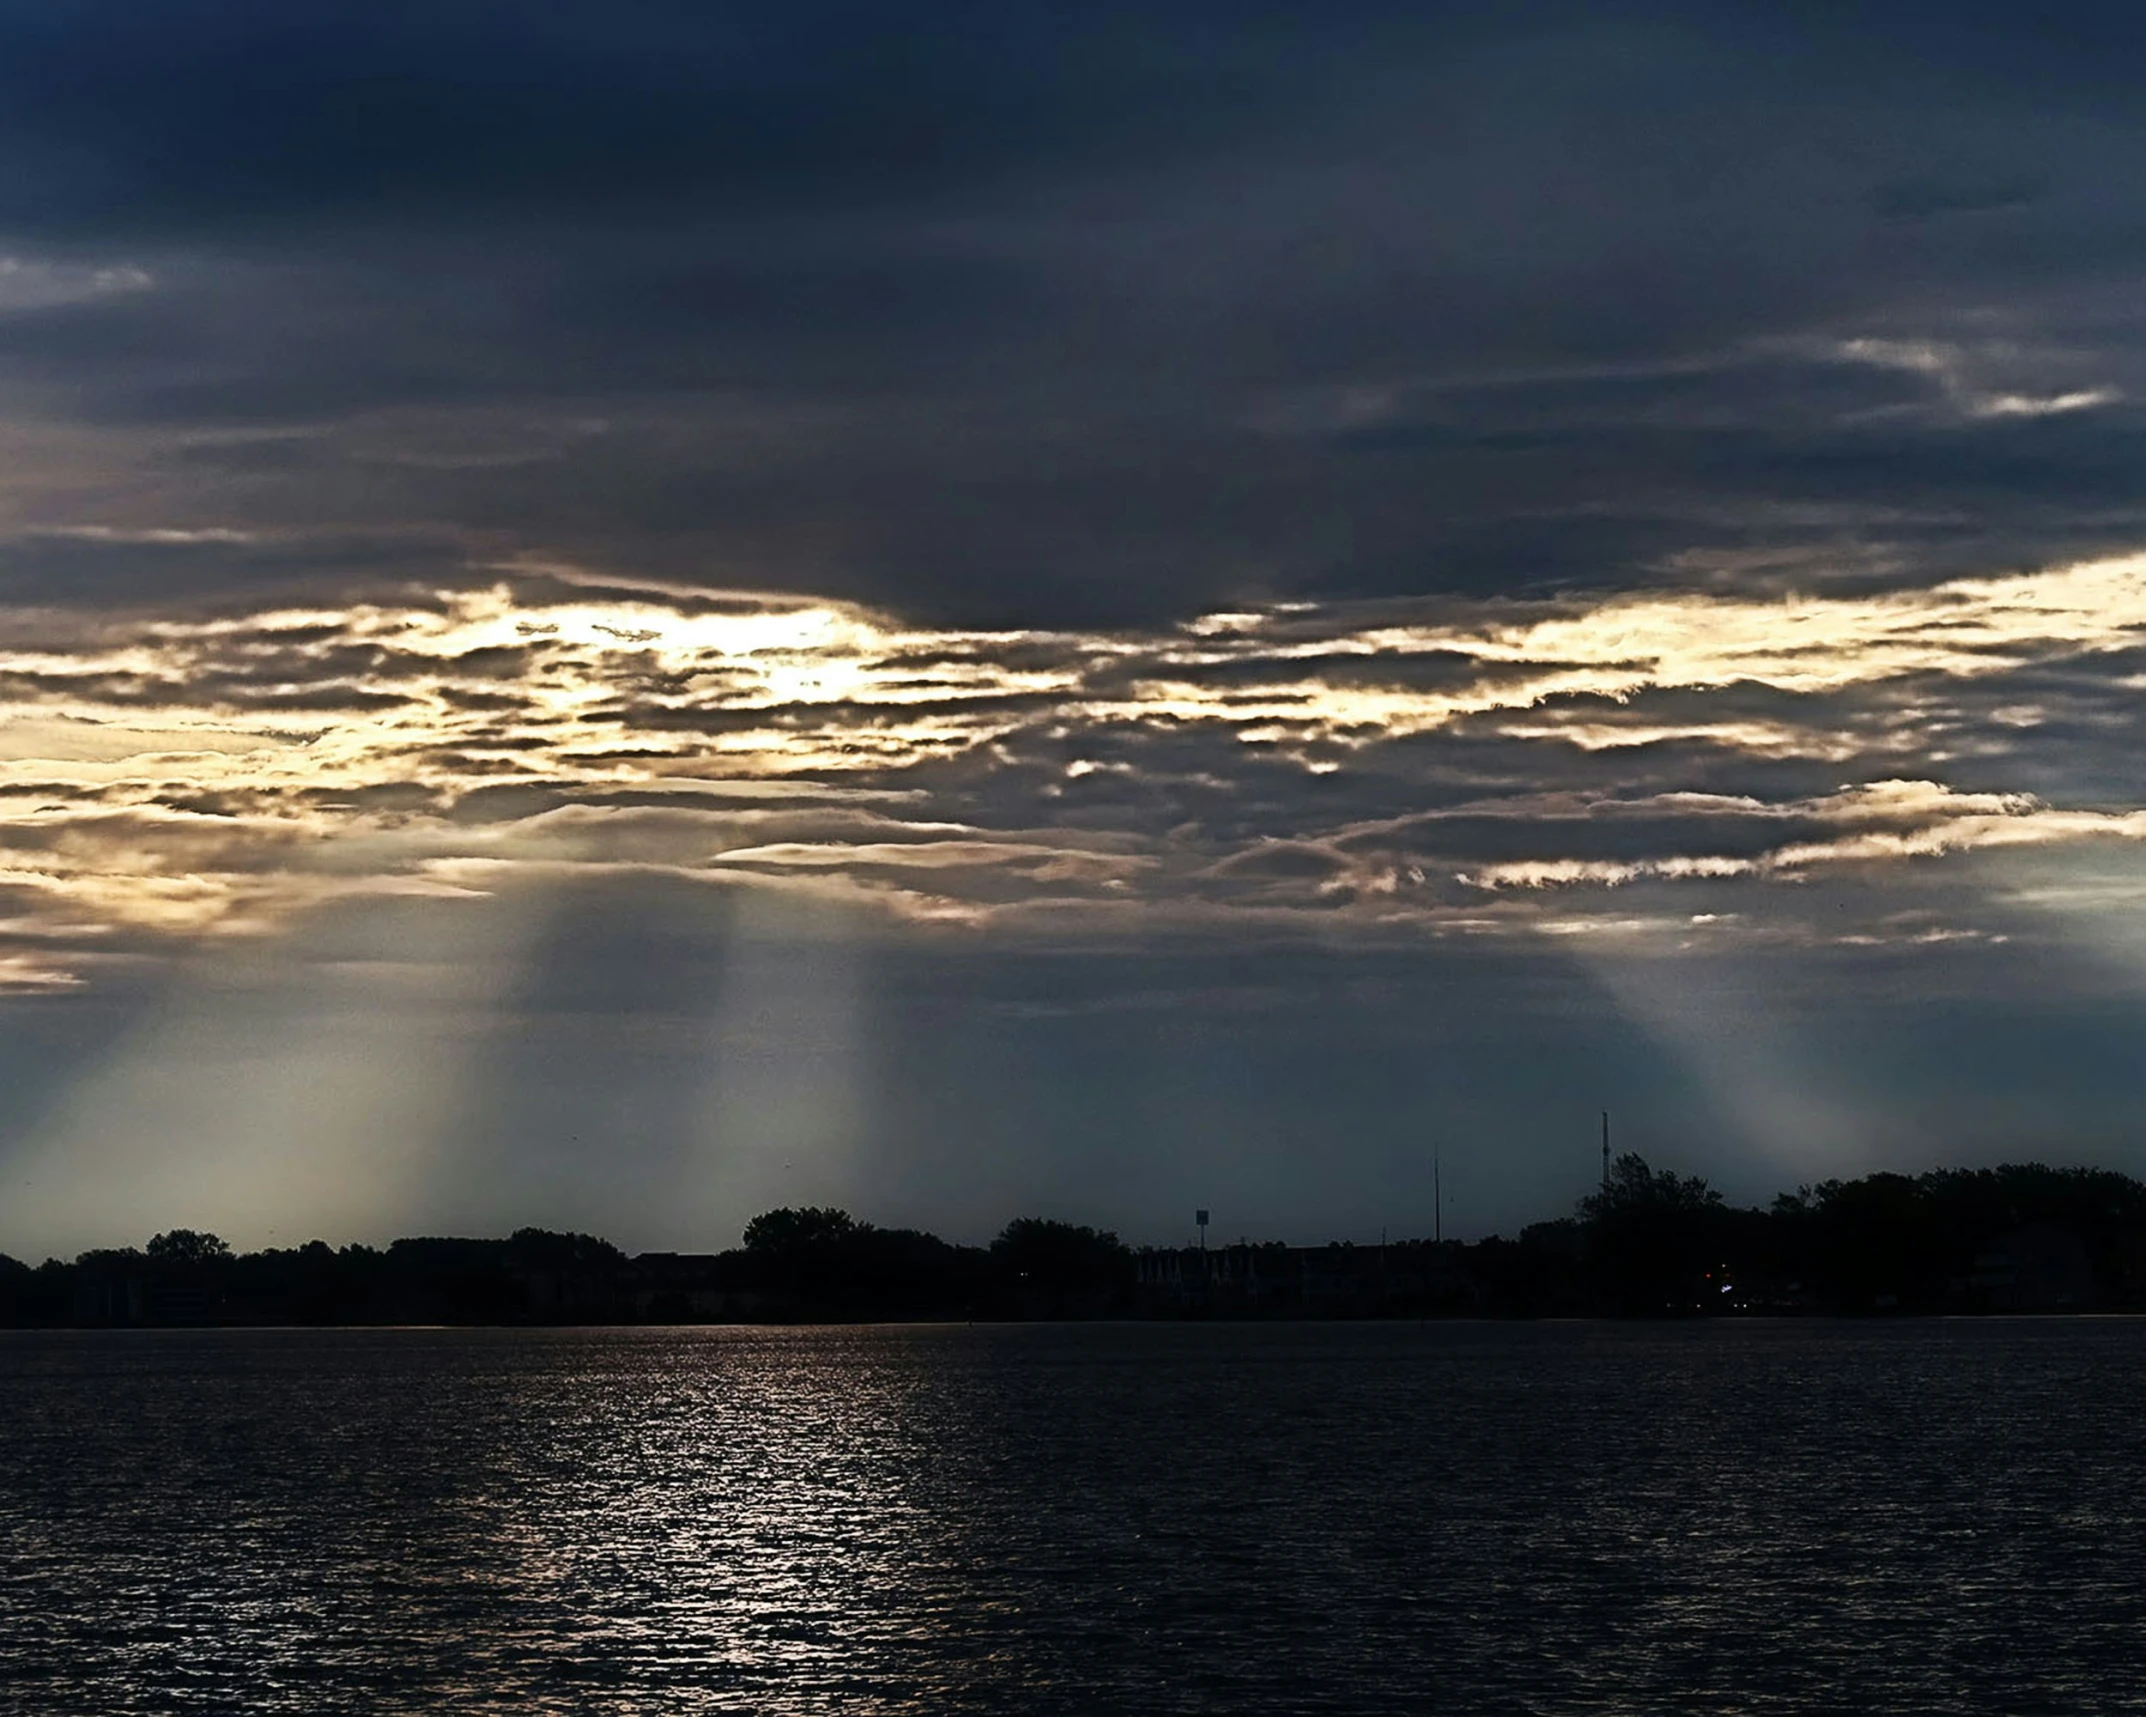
7;1;2146;1256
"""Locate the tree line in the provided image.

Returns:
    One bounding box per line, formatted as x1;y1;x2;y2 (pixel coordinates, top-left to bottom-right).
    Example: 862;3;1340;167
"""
0;1209;1138;1327
5;1158;2146;1326
1555;1153;2146;1315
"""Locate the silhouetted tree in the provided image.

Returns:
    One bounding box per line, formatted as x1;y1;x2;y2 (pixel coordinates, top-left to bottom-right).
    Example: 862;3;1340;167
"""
1488;1218;1588;1314
381;1237;523;1322
145;1230;232;1268
990;1218;1133;1314
738;1208;868;1312
1579;1153;1725;1313
0;1252;29;1326
1766;1163;2146;1311
1794;1172;1934;1310
742;1207;857;1255
506;1228;627;1270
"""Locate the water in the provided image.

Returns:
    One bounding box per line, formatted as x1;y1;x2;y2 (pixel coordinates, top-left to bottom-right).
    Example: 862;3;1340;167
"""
4;1319;2145;1714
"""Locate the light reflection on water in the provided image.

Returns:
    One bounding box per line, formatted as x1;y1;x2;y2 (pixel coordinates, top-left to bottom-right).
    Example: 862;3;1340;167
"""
5;1320;2146;1713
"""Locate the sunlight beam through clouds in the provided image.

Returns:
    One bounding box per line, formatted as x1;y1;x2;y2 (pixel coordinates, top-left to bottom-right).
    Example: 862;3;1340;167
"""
1;885;561;1257
1573;943;1882;1190
672;889;873;1236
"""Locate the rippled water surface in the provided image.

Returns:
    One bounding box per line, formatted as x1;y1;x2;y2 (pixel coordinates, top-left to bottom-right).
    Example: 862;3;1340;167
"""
6;1320;2146;1713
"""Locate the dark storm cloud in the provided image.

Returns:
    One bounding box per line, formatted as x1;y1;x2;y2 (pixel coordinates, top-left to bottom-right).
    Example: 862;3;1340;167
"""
0;528;470;608
0;0;1376;237
2;3;2145;622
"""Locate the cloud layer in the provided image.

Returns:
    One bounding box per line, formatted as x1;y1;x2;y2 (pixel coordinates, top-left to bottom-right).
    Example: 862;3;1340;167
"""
3;548;2145;993
4;3;2146;627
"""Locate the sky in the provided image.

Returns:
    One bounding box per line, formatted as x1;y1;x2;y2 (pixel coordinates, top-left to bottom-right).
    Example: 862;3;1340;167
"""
7;1;2146;1256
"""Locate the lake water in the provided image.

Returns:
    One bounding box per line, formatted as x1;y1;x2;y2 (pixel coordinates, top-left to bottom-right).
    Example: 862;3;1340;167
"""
4;1319;2145;1713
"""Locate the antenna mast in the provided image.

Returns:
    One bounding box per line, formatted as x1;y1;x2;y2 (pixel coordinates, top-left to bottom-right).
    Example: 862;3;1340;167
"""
1601;1110;1610;1192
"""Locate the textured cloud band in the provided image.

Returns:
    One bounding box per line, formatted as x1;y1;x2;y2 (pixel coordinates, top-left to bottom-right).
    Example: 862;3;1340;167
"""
3;549;2144;990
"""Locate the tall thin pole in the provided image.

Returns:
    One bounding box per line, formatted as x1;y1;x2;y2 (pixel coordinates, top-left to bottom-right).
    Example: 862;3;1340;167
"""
1434;1147;1442;1244
1601;1110;1611;1191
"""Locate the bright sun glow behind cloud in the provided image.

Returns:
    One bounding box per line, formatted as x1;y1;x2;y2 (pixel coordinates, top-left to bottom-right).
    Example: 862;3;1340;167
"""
1;549;2145;992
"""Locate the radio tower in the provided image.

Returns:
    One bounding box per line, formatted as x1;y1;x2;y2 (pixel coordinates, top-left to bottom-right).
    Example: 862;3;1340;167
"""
1601;1110;1611;1192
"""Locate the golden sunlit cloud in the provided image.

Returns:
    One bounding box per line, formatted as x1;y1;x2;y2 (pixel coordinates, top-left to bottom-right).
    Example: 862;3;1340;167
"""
4;547;2146;984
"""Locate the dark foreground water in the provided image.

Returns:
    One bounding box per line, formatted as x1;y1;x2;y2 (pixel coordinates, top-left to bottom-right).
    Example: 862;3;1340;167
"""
4;1321;2146;1715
